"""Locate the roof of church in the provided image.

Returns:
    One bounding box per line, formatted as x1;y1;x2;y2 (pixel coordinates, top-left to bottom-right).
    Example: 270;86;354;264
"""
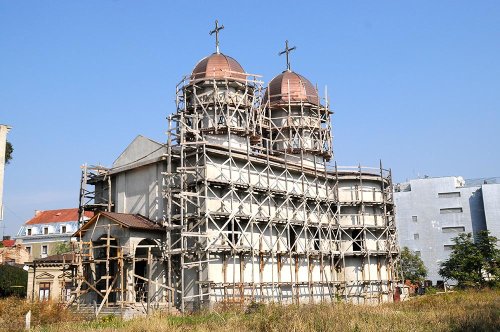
76;212;163;236
264;70;319;106
191;53;246;81
100;212;164;230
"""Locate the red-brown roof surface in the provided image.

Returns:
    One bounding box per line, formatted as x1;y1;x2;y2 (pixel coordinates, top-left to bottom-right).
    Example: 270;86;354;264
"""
263;70;320;106
25;208;93;225
191;53;246;81
76;212;164;236
99;212;164;231
1;239;15;247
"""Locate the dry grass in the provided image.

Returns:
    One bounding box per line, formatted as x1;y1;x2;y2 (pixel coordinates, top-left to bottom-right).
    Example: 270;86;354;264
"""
0;297;83;332
2;289;499;332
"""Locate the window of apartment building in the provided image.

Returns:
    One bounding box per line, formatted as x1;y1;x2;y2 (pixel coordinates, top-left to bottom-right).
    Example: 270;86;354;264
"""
438;192;461;198
43;227;49;235
41;245;48;257
39;282;51;301
26;246;31;255
27;228;32;236
414;233;419;240
442;226;466;233
412;216;418;222
61;225;67;233
440;207;463;214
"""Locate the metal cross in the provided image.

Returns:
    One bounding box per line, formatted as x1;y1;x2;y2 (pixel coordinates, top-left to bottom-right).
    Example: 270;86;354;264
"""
209;20;224;54
279;40;296;71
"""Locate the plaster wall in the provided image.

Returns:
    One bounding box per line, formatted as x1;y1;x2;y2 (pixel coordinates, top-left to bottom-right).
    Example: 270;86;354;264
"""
482;183;500;240
113;163;165;221
395;177;487;283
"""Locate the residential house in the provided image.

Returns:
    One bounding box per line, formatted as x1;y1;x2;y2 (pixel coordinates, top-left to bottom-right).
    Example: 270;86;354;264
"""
16;208;92;259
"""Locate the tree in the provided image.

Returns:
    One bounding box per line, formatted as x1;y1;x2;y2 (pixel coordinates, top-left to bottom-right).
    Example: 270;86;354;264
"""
5;141;13;164
439;231;499;288
0;264;27;297
400;247;427;284
53;241;72;255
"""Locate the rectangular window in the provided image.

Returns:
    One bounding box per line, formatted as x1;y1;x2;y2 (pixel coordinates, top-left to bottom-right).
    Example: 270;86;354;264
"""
229;232;240;246
43;227;49;235
352;229;364;251
414;233;419;240
444;244;454;250
440;207;463;214
62;282;72;302
313;229;320;251
227;223;240;247
41;245;48;257
26;246;31;255
412;216;418;222
442;226;466;233
289;228;297;251
61;226;67;233
438;192;461;198
27;228;32;236
39;282;51;301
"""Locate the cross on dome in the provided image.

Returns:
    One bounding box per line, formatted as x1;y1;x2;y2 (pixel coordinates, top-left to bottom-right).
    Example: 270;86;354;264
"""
209;20;224;54
279;40;296;71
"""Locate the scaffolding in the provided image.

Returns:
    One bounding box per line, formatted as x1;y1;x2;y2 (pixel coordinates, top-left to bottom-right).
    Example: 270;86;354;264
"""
78;164;111;225
164;65;399;312
70;39;399;314
73;166;175;317
70;212;174;317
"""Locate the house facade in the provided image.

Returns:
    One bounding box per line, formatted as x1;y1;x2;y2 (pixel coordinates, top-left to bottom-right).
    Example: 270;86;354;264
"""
16;208;92;259
0;239;30;265
26;253;74;302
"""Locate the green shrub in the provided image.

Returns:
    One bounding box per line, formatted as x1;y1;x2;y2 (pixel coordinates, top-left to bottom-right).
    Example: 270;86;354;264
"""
0;264;27;297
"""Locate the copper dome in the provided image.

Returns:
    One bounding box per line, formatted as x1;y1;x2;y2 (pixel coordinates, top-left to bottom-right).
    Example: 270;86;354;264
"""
191;53;246;81
264;70;319;106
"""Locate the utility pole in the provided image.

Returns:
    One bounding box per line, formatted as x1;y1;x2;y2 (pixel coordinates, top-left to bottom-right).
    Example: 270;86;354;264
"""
0;124;12;223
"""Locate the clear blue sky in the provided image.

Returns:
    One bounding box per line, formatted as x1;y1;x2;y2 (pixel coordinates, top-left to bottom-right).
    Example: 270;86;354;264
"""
1;1;499;236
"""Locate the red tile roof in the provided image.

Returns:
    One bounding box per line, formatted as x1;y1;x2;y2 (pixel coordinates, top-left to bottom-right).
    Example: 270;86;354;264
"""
1;239;15;247
25;208;93;225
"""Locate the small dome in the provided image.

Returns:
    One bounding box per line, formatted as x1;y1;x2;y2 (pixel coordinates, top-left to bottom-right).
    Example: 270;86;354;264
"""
191;53;246;81
264;70;319;106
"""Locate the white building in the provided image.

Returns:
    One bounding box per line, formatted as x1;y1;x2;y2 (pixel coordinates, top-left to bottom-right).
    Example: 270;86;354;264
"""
70;29;400;314
394;176;500;284
16;208;92;259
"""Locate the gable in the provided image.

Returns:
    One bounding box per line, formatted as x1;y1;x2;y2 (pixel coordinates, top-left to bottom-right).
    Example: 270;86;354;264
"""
35;272;55;279
112;135;166;169
58;271;73;279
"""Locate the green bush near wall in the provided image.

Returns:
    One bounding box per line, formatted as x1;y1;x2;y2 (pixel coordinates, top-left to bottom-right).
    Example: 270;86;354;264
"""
0;265;28;297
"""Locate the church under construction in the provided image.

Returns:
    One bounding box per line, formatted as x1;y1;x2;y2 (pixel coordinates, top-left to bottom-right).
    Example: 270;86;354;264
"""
72;22;400;315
